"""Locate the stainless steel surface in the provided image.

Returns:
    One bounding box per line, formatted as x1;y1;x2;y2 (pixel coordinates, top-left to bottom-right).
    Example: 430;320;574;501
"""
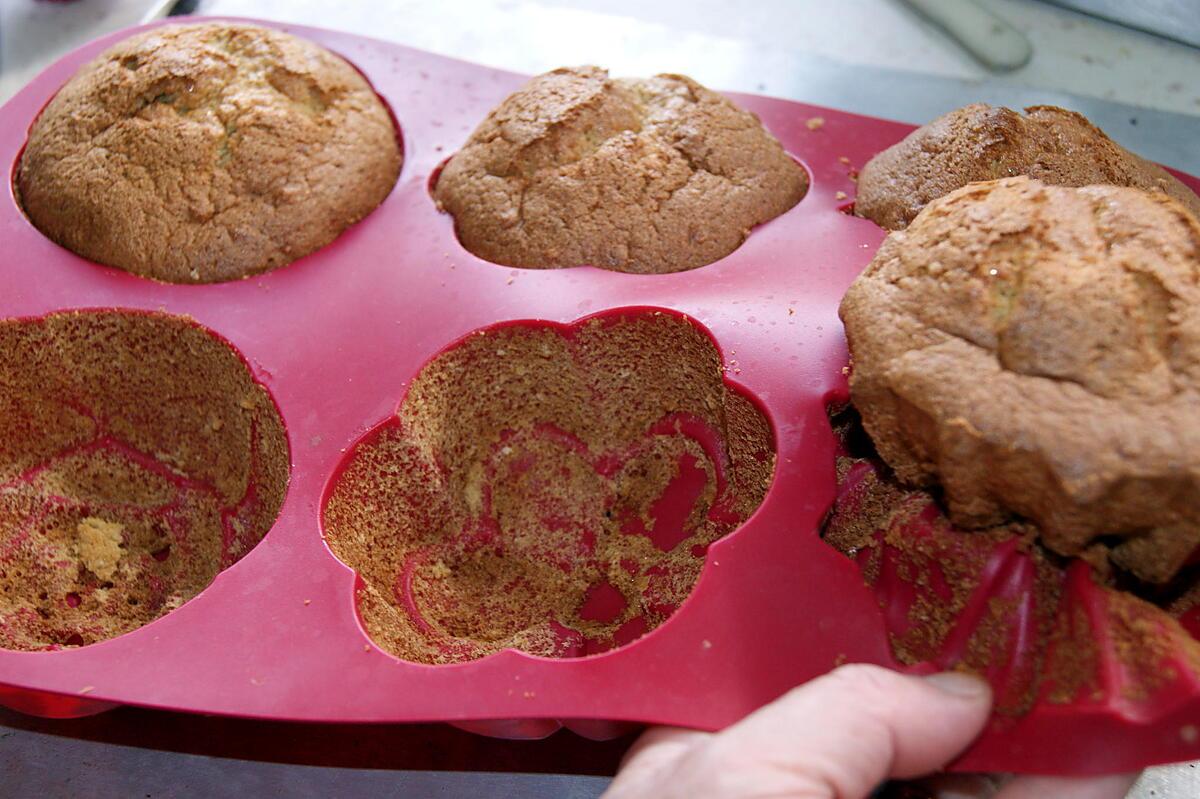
1130;763;1200;798
0;0;166;99
764;59;1200;175
903;0;1033;71
1040;0;1200;49
0;721;610;798
184;0;1200;174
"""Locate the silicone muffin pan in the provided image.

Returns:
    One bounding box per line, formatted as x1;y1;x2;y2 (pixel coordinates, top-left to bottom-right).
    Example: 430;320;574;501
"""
2;17;1199;776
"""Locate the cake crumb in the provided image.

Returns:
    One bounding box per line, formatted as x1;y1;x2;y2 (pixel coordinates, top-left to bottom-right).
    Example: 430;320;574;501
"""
838;156;851;165
835;191;848;200
77;517;124;580
806;117;825;131
701;639;712;650
78;685;95;695
303;599;312;606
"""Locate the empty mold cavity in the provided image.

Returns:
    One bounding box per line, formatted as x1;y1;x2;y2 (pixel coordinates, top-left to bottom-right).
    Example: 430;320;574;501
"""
0;310;289;650
323;310;775;664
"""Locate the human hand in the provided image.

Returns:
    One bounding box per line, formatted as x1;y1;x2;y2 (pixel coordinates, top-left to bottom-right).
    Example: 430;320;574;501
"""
603;664;1137;799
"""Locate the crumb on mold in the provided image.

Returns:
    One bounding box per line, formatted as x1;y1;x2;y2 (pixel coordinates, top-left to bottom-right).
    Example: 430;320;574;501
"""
77;517;124;581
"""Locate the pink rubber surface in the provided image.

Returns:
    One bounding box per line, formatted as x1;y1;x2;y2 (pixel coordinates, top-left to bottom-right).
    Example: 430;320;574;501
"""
1;16;1197;775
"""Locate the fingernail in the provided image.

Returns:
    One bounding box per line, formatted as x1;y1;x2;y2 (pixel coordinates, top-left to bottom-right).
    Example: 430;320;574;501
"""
923;671;990;698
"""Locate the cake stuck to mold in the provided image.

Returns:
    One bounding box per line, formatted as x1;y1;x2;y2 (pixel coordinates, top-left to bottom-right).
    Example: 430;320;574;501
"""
77;518;125;581
323;312;775;664
840;177;1200;584
0;311;289;650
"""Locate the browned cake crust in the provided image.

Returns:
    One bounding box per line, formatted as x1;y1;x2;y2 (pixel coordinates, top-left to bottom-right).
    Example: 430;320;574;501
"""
432;66;807;274
855;103;1200;230
840;177;1200;584
17;23;402;284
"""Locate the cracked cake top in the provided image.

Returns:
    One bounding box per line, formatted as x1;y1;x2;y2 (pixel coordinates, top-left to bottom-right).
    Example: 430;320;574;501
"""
854;103;1200;231
432;66;808;274
17;22;402;283
840;176;1200;584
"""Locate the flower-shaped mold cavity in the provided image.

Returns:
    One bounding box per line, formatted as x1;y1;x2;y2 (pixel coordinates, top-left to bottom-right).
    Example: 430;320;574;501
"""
823;410;1200;719
323;310;774;664
0;310;289;650
15;22;402;284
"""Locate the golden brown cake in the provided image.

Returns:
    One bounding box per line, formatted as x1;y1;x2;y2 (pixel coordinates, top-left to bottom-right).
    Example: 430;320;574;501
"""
433;66;807;274
855;104;1200;230
840;177;1200;584
17;23;402;283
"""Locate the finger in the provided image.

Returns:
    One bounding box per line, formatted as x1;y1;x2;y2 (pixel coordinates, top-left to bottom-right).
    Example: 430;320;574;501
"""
712;664;993;799
994;772;1139;799
615;726;711;782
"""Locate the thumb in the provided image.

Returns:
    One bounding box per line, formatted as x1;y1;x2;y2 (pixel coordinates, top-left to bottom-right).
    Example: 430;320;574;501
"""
719;664;993;798
607;664;993;799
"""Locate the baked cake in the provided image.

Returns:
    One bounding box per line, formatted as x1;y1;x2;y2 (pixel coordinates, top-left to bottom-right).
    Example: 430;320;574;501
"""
840;177;1200;584
855;104;1200;230
433;66;807;274
17;23;402;283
